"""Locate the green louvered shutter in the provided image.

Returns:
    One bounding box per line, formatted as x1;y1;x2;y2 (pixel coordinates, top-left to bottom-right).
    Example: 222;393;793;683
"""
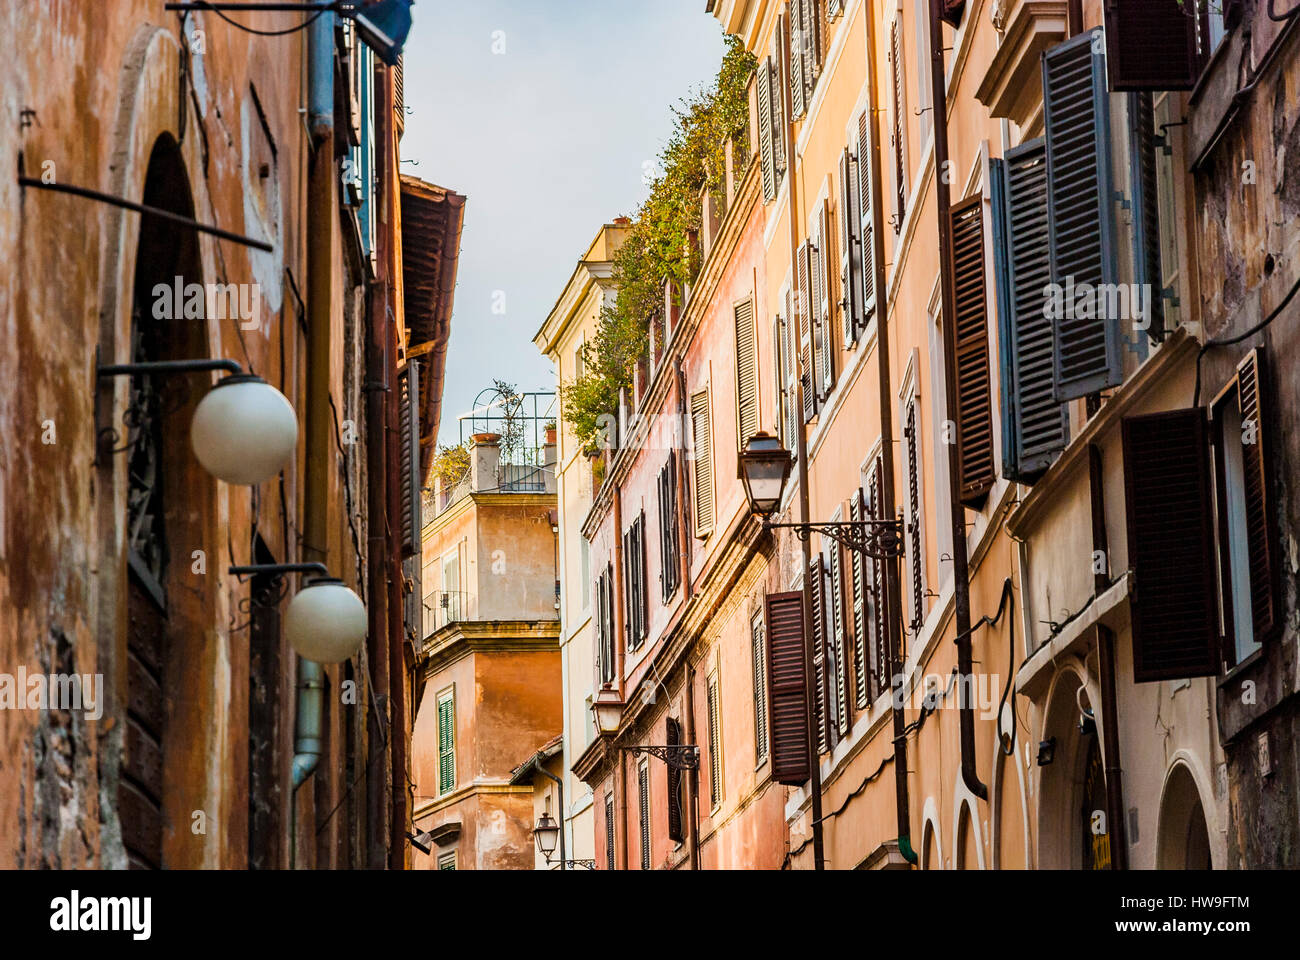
1043;29;1122;402
991;141;1068;481
437;692;455;794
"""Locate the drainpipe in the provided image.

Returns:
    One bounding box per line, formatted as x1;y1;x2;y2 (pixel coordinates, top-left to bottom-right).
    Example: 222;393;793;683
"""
611;482;629;870
1088;445;1128;868
683;662;701;869
863;0;917;865
778;7;825;871
521;756;567;870
927;0;988;803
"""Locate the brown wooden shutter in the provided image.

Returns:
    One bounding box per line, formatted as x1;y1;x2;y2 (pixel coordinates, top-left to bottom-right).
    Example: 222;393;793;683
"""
949;195;995;506
1128;93;1165;341
1235;349;1279;643
764;591;811;785
867;459;889;699
810;556;829;753
839;147;862;346
857;111;877;325
829;539;850;738
801;0;821;104
1103;0;1201;91
666;717;684;842
604;793;616;870
638;761;651;869
399;361;422;558
1122;409;1219;682
735;297;759;446
940;0;966;28
904;400;924;632
707;676;722;807
752;613;769;761
889;17;907;230
757;57;776;202
849;490;869;709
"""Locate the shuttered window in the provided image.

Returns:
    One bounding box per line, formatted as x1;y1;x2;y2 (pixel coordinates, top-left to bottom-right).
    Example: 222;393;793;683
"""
666;718;685;842
849;490;869;709
1212;348;1280;665
637;761;651;870
769;48;787;182
707;673;723;808
658;454;680;602
604;793;616;870
867;458;889;699
815;201;835;399
623;513;647;650
764;591;811;784
903;398;925;634
436;688;455;795
757;57;777;202
1103;0;1202;91
809;556;830;753
991;140;1068;482
1043;29;1122;401
691;390;714;536
828;538;850;738
1122;409;1219;682
888;17;908;231
839;147;863;345
1128;92;1166;343
735;296;759;446
784;286;800;443
398;361;422;558
855;113;878;333
790;1;807;119
751;611;770;764
948;195;995;506
596;563;615;684
800;0;824;110
797;242;819;422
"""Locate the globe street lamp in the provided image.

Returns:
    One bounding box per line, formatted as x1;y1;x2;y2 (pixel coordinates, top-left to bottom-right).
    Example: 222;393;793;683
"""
230;563;368;664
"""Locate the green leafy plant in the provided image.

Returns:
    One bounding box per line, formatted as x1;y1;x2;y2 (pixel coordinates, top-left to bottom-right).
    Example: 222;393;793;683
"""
561;36;755;455
433;443;470;491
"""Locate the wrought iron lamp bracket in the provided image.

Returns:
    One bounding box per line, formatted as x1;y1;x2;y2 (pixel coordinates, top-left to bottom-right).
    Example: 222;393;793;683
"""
621;744;700;771
761;518;905;560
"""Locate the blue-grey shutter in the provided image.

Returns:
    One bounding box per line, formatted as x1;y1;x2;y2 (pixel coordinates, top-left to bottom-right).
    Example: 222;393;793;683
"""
1043;29;1122;402
992;140;1068;481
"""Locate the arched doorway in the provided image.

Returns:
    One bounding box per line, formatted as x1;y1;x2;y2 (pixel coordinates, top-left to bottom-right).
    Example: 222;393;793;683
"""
117;135;210;869
1157;764;1213;869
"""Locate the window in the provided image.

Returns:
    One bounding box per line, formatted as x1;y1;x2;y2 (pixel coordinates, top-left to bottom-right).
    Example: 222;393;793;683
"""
1102;0;1209;91
797;241;820;422
580;537;590;612
637;760;651;870
789;0;826;120
658;455;680;601
839;143;866;346
764;591;811;785
827;534;850;739
1211;349;1279;667
902;395;926;634
437;851;457;870
666;717;685;842
888;14;909;231
809;556;831;753
623;513;648;650
854;110;878;328
947;194;994;506
865;457;890;700
813;199;835;401
691;389;714;536
756;48;786;202
604;792;616;871
441;548;460;624
707;672;723;808
735;296;759;447
436;687;456;796
751;611;769;764
596;562;615;683
773;286;795;448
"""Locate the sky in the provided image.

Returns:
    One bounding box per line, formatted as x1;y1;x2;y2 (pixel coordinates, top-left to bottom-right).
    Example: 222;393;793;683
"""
398;0;729;448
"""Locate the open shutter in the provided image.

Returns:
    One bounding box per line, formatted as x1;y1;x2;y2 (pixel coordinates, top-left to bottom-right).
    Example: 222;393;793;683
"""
399;361;421;558
849;491;869;709
764;591;811;785
784;288;800;442
1122;409;1219;682
769;56;787;180
1043;29;1122;402
904;400;924;632
691;390;714;536
889;17;907;230
867;460;889;700
1235;349;1279;643
839;148;860;346
752;615;769;761
604;794;615;870
757;58;776;202
829;539;849;738
707;677;722;807
789;1;806;119
857;111;877;327
940;0;966;27
992;141;1068;482
809;556;829;753
1103;0;1201;91
1128;92;1165;342
817;200;835;398
797;243;818;422
949;195;994;506
638;762;651;869
735;297;759;446
802;0;821;104
666;717;684;842
773;312;786;441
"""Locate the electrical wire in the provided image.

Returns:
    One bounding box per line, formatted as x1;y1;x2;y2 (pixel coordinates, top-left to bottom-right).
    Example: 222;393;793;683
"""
209;6;331;37
1193;272;1300;406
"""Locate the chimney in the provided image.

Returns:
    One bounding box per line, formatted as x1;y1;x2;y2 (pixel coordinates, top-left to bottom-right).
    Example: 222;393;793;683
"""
469;432;501;492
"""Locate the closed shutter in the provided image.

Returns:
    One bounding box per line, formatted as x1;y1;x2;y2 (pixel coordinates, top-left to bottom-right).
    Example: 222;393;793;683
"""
752;614;769;762
802;0;822;103
991;141;1068;482
604;793;616;870
757;58;776;202
691;390;714;536
839;148;861;346
949;195;995;506
638;762;651;870
1128;92;1165;342
790;1;806;119
707;676;722;807
1043;29;1122;401
624;513;647;648
904;400;924;632
437;692;455;794
399;361;421;558
867;460;889;699
666;718;684;842
1103;0;1201;91
735;297;759;446
857;111;877;326
849;491;869;709
764;591;811;785
1234;349;1279;643
784;287;800;442
809;555;829;753
797;243;818;422
769;56;786;180
817;200;835;398
597;565;615;683
659;454;680;601
773;313;787;442
829;539;850;738
889;17;907;230
1122;409;1219;682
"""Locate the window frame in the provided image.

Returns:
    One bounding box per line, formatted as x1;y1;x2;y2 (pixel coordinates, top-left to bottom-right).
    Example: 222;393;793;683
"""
436;685;456;797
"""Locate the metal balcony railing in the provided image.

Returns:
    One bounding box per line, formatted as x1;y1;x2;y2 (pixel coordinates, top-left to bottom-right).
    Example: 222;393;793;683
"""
424;589;471;639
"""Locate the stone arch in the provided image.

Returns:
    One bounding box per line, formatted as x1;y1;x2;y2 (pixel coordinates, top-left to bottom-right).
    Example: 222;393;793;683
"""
1034;663;1104;869
921;795;943;869
1156;759;1215;869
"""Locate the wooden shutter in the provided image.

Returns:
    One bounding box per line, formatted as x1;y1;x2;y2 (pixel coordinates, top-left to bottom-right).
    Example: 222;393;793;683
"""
789;2;806;119
437;693;455;793
638;513;647;641
889;17;907;230
857;111;877;326
735;297;759;446
757;58;775;202
797;243;818;422
904;400;924;632
764;591;811;785
666;718;684;842
752;614;769;761
1234;349;1279;643
867;460;889;699
1103;0;1201;91
399;361;421;558
1043;29;1122;401
1128;93;1165;341
810;556;829;753
849;490;869;709
817;200;835;398
659;454;680;601
949;195;994;506
839;147;861;346
829;539;850;738
691;390;714;536
784;288;800;442
769;56;786;180
707;676;722;807
1122;409;1219;682
991;141;1068;482
940;0;966;27
638;762;651;869
808;230;825;401
604;794;616;870
773;312;787;441
802;0;821;104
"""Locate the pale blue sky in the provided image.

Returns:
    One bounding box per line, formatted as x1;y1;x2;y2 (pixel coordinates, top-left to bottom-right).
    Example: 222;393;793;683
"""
399;0;728;447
